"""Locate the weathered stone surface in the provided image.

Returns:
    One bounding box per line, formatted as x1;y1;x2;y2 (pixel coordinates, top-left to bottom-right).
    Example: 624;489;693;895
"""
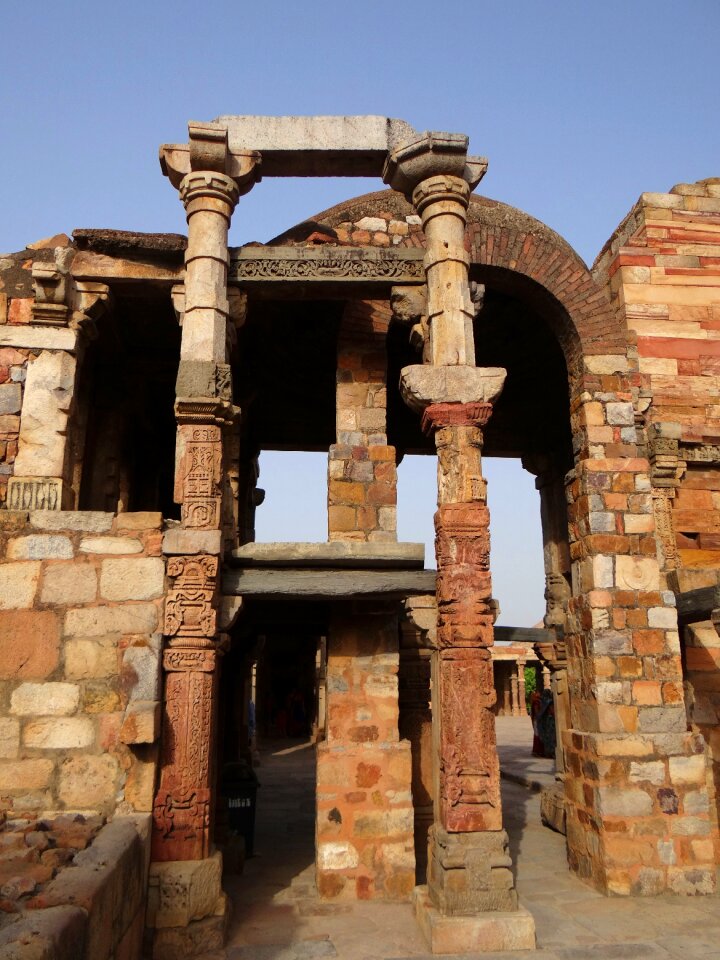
120;701;160;744
64;637;119;680
162;527;222;556
41;564;97;605
0;561;41;609
121;643;161;701
231;540;424;568
79;536;143;555
147;851;223;928
0;718;20;759
0;759;54;792
400;364;506;412
224;568;436;597
99;557;165;601
57;755;119;809
24;717;94;749
7;534;73;560
64;603;159;637
0;326;77;351
30;511;114;532
0;383;21;414
115;511;163;530
13;351;76;478
414;886;535;953
0;610;60;679
10;682;80;716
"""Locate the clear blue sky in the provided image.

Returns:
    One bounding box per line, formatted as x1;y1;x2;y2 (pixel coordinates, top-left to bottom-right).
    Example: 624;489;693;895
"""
2;1;716;623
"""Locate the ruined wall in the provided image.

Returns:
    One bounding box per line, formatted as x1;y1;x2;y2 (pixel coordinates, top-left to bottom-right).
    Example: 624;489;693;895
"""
595;178;720;575
316;610;415;901
0;510;165;816
328;299;397;542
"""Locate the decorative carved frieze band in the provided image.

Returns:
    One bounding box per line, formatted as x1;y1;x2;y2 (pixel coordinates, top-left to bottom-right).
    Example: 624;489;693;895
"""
228;246;425;284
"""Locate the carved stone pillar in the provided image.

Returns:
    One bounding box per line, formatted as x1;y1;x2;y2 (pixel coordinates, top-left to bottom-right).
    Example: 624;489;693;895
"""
510;671;519;717
517;660;526;716
392;130;534;950
401;596;436;881
152;124;260;885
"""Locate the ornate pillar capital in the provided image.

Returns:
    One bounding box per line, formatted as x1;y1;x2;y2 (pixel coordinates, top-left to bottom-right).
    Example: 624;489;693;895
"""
160;120;261;198
179;170;240;219
382;130;487;198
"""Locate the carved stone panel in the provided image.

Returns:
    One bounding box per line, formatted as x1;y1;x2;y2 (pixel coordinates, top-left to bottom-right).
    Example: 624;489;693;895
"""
152;654;218;862
438;650;501;832
164;555;219;645
175;424;223;529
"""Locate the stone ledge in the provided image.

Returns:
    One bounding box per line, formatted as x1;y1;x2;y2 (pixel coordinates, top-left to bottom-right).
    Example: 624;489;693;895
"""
223;567;436;598
230;540;425;569
413;885;536;954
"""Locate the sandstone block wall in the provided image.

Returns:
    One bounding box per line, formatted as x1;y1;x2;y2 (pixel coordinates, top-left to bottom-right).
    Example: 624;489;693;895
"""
316;611;415;901
0;510;165;817
328;299;398;542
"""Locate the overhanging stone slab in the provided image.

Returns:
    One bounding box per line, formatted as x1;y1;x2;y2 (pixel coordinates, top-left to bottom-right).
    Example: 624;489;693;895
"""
215;115;416;177
223;567;436;598
228;246;425;287
230;541;425;569
494;626;555;645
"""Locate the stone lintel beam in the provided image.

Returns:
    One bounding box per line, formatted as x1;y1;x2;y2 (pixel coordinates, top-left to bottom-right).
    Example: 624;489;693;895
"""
400;364;507;414
216;114;417;177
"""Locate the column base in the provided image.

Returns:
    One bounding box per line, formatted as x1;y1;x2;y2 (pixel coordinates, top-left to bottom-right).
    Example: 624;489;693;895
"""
151;893;230;960
427;826;518;914
414;886;536;954
540;784;567;835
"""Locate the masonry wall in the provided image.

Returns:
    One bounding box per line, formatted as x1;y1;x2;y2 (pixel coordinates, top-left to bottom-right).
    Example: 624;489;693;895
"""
316;610;415;901
0;509;165;816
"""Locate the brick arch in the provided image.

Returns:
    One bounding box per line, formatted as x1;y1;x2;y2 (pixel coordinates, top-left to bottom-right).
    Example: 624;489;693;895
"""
312;189;626;389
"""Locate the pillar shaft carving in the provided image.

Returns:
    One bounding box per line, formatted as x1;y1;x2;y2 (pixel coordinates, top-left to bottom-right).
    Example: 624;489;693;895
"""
153;556;223;861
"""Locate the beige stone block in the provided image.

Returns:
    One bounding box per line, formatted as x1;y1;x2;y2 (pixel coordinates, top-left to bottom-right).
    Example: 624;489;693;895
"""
120;701;160;744
14;350;77;477
161;528;221;556
64;603;159;637
624;514;654;533
100;558;165;601
615;555;659;591
637;357;679;376
318;840;360;871
30;511;113;532
0;759;54;791
124;750;158;811
0;718;20;758
598;786;653;817
115;511;163;530
79;536;143;555
584;354;629;375
648;606;678;629
414;888;536;953
58;754;119;809
41;564;97;605
0;561;41;609
147;851;223;928
669;754;707;785
11;681;80;716
7;535;73;560
64;637;118;679
24;717;94;749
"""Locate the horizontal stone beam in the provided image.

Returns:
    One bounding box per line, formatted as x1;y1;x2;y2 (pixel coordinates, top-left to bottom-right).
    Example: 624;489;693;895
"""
215;115;417;177
222;567;437;598
494;626;555;645
228;246;425;286
676;584;720;624
230;541;425;569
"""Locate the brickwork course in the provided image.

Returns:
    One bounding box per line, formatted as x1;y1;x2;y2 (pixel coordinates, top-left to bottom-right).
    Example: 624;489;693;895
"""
0;115;718;957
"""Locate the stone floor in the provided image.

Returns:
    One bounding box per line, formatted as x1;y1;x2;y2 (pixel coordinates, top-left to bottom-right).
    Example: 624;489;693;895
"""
212;721;720;960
